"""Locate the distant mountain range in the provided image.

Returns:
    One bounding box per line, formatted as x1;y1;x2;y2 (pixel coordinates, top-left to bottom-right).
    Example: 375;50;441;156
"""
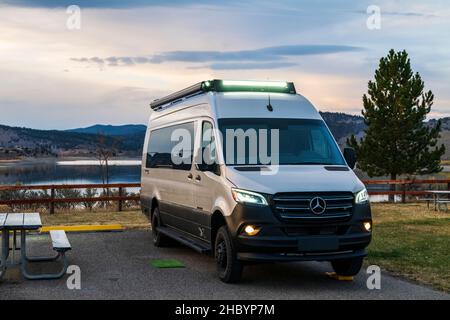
319;112;450;160
67;124;146;136
0;123;146;158
1;113;449;159
319;112;367;145
319;112;450;159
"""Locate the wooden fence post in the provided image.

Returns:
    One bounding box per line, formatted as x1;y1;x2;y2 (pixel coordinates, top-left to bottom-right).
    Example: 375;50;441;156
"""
50;187;55;214
401;183;406;203
118;187;123;212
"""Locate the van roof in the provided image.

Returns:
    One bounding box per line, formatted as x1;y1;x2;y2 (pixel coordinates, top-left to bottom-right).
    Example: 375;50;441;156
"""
149;90;322;124
150;79;296;111
214;92;321;120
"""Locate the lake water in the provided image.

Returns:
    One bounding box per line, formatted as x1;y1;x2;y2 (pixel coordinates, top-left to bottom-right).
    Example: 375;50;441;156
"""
0;159;142;185
1;158;441;202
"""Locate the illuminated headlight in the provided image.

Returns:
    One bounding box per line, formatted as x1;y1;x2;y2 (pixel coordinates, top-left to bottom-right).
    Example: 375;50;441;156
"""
355;188;369;204
243;225;261;236
363;221;372;232
231;188;268;206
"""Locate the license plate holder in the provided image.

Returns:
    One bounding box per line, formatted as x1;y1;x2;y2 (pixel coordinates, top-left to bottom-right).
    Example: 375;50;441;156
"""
298;237;339;252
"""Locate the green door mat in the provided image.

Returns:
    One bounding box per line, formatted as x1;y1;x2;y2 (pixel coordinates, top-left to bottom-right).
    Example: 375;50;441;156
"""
151;259;185;268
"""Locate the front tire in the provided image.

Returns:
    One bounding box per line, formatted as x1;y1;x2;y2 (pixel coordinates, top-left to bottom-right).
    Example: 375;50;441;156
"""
215;226;243;283
151;207;170;247
331;257;364;276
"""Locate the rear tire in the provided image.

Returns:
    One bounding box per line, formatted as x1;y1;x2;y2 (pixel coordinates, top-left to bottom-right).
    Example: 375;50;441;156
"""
151;207;170;247
331;257;364;276
215;226;243;283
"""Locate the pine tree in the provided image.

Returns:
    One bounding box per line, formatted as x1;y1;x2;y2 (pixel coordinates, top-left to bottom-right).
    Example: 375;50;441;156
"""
348;49;445;193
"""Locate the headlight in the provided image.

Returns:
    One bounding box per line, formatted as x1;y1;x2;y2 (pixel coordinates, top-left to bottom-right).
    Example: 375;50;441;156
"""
355;188;369;204
243;225;261;236
231;188;268;206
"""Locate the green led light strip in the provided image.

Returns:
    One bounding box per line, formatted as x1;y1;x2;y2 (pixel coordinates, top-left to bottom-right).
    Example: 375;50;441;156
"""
222;80;289;88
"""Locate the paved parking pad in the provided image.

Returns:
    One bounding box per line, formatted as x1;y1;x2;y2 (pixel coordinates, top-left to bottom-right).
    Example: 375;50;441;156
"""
0;230;448;300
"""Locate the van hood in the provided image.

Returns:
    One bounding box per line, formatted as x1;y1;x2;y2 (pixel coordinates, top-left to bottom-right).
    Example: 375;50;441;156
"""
225;165;365;195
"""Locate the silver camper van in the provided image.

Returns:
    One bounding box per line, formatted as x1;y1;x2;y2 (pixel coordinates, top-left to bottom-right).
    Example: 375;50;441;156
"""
141;80;372;283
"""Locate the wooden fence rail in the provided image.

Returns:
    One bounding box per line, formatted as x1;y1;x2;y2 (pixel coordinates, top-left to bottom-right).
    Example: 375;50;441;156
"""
0;179;449;210
0;183;141;214
362;179;450;203
362;179;450;185
0;183;141;191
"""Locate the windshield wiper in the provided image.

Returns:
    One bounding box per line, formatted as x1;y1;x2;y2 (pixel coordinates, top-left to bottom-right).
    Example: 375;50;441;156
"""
287;162;335;165
230;162;337;166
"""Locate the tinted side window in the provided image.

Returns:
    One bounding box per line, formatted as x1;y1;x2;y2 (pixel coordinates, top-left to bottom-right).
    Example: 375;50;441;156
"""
201;121;217;165
146;122;195;170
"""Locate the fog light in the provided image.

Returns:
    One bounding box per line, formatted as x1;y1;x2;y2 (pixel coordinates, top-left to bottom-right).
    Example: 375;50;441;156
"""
363;221;372;232
244;225;260;236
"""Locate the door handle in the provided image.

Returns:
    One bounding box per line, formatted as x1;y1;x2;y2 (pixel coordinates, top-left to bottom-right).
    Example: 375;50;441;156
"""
187;173;193;180
144;169;149;174
195;175;201;181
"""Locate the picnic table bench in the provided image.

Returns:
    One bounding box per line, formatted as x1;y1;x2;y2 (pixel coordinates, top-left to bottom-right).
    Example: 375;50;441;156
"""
424;190;450;212
0;212;71;280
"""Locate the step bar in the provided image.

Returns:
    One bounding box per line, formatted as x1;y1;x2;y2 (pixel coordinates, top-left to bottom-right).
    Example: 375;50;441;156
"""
157;226;211;254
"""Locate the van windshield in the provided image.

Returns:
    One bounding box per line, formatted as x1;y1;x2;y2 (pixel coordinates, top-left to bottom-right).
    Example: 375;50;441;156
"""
218;118;346;166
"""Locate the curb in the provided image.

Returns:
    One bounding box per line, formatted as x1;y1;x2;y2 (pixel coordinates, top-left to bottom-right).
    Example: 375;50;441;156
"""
40;224;124;233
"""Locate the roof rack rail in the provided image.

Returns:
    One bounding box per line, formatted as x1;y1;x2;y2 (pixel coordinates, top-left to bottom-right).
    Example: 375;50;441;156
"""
150;79;296;110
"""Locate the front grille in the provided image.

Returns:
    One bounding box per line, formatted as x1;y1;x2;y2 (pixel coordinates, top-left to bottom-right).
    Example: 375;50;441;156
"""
272;192;354;222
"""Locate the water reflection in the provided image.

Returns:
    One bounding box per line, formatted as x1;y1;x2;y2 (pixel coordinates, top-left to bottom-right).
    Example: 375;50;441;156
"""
0;159;141;185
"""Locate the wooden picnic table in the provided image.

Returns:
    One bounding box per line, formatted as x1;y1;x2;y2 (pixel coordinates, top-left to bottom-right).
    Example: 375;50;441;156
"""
0;212;71;280
425;190;450;211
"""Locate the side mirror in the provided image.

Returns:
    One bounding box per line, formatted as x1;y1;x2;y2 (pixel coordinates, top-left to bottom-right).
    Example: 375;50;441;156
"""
343;147;357;169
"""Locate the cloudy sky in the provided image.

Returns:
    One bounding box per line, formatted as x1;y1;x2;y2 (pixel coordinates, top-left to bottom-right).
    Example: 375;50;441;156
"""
0;0;449;129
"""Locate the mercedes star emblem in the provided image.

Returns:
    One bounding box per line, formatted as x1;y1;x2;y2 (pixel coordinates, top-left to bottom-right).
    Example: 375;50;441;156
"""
310;197;326;215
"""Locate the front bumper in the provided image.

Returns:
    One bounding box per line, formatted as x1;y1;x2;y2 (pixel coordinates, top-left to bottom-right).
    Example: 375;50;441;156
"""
225;202;372;262
238;249;367;262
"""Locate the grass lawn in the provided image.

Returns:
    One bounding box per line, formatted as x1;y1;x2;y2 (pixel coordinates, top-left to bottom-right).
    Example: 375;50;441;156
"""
368;203;450;292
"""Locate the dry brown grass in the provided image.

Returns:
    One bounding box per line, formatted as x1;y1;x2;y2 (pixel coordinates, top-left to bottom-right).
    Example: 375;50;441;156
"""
40;209;150;229
0;205;150;229
371;202;449;224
